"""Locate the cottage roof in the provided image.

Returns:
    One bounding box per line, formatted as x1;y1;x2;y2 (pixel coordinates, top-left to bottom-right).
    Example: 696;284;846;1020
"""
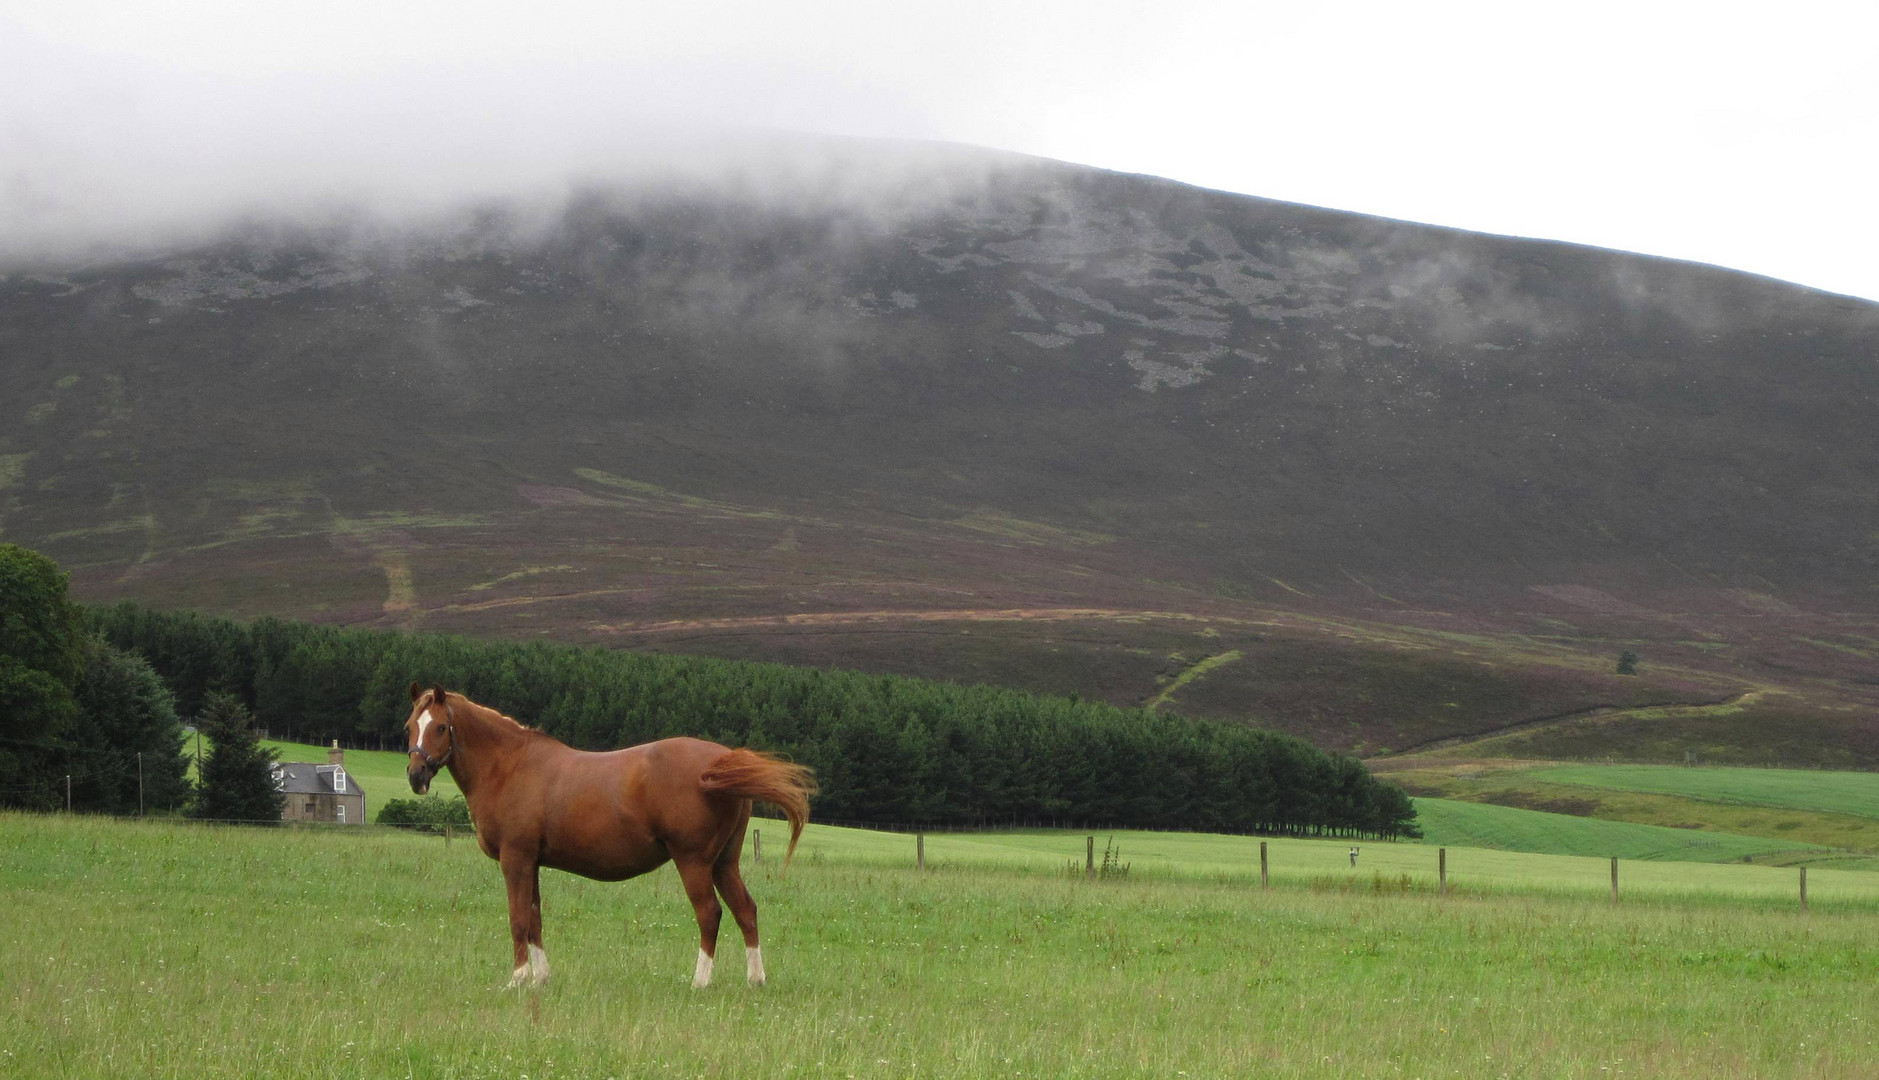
270;762;366;797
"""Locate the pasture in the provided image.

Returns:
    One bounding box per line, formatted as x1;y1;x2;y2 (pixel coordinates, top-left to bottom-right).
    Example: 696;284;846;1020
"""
1376;758;1879;862
5;813;1878;1079
1525;764;1879;818
1405;797;1825;865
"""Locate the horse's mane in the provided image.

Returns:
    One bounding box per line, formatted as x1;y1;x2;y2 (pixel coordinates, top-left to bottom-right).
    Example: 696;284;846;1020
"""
433;690;544;739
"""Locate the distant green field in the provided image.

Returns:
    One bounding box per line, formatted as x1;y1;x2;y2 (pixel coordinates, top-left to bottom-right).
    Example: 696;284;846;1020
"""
1529;763;1879;818
6;813;1879;1079
792;821;1875;906
1407;796;1822;863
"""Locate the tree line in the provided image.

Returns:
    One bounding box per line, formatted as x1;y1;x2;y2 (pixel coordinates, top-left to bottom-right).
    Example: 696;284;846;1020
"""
2;543;1417;836
0;545;285;820
84;595;1419;838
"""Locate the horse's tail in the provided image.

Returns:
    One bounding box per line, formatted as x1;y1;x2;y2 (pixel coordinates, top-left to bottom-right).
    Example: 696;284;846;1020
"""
698;749;818;870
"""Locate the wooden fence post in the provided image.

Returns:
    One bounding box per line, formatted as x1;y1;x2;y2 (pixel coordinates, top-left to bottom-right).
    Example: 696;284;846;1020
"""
1800;866;1808;912
1610;857;1619;905
1260;841;1268;890
1438;847;1447;897
917;833;925;871
1086;836;1095;879
753;828;762;864
444;823;452;849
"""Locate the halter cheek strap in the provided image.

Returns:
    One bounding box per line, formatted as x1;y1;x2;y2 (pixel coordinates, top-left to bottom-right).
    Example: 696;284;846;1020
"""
409;694;457;770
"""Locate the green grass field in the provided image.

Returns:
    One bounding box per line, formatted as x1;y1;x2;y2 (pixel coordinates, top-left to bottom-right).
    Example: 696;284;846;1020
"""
5;813;1878;1079
1377;759;1879;860
1527;764;1879;818
796;821;1877;906
1406;797;1824;863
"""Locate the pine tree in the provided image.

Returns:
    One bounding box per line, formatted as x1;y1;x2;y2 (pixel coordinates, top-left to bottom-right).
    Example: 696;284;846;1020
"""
191;691;282;823
69;637;189;814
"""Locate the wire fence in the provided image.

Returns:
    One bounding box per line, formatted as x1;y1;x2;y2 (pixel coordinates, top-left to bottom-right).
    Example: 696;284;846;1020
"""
787;813;1402;842
16;810;468;835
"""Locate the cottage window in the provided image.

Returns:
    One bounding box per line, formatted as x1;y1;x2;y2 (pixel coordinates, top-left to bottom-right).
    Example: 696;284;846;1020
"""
333;768;347;794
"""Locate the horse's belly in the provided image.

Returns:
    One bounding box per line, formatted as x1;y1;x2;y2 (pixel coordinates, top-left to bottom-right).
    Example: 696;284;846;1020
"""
539;818;669;881
547;847;669;882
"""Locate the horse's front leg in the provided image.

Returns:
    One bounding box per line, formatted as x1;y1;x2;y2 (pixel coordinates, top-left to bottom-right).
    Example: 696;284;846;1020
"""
501;853;548;988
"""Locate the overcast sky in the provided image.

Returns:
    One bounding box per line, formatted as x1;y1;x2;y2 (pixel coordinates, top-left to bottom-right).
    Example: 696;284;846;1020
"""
5;0;1876;300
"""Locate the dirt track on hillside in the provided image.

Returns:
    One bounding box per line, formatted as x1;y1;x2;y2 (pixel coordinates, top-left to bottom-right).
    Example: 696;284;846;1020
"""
586;607;1255;635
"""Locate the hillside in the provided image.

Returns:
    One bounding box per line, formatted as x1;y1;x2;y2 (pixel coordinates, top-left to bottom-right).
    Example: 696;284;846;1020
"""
6;140;1879;756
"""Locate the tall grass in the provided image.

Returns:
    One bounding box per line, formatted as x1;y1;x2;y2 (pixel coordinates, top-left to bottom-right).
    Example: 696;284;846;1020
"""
5;813;1879;1078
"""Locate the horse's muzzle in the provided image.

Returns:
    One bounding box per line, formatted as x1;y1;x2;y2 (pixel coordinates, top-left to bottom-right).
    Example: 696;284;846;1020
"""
408;765;432;795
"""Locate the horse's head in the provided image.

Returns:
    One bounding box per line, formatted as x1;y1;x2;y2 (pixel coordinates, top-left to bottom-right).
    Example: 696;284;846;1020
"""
404;682;457;795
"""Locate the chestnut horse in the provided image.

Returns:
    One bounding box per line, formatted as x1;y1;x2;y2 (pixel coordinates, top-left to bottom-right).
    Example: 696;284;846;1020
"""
402;683;815;989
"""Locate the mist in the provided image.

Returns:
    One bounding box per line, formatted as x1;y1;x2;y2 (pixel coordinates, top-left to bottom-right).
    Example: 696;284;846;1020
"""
5;2;1876;300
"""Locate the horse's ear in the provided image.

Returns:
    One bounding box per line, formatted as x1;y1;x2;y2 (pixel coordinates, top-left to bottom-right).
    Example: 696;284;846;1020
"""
409;681;423;703
431;684;448;706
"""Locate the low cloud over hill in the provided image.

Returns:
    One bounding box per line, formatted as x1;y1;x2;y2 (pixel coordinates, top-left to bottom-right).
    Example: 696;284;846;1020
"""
6;140;1878;754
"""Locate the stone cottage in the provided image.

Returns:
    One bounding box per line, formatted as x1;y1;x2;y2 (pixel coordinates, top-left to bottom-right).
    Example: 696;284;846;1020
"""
272;742;367;824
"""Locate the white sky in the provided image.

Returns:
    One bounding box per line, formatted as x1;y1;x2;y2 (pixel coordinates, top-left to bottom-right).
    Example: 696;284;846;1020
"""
4;0;1877;300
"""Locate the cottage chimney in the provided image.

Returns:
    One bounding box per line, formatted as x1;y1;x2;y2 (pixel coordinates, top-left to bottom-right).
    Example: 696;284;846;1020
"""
329;740;344;766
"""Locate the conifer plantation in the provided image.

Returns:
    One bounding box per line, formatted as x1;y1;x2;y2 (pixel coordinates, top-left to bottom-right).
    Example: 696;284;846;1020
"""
89;600;1418;838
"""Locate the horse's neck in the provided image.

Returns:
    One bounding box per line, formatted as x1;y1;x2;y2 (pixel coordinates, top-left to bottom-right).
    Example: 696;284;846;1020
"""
446;703;528;800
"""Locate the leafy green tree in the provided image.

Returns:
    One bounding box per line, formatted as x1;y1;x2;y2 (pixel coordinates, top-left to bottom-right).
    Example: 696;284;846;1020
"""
0;544;87;808
68;637;190;814
1616;650;1639;676
191;692;281;823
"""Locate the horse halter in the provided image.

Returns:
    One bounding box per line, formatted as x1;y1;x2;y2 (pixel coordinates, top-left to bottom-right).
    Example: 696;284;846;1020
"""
409;695;457;771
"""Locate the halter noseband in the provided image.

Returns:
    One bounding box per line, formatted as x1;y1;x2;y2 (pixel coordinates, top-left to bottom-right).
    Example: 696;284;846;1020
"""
409;694;457;771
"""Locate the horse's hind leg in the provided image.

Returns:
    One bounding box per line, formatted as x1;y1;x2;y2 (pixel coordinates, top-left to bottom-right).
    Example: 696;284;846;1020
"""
676;859;722;989
501;853;548;988
712;857;765;986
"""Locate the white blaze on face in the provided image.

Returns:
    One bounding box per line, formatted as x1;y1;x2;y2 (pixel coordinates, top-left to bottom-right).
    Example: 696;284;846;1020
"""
692;948;714;989
746;945;766;986
415;708;436;749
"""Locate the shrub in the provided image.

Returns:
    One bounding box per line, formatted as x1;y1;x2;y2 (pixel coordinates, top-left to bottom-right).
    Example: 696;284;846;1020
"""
376;796;473;833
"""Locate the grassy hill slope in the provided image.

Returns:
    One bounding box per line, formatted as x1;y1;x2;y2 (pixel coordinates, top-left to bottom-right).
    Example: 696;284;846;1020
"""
8;141;1879;758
